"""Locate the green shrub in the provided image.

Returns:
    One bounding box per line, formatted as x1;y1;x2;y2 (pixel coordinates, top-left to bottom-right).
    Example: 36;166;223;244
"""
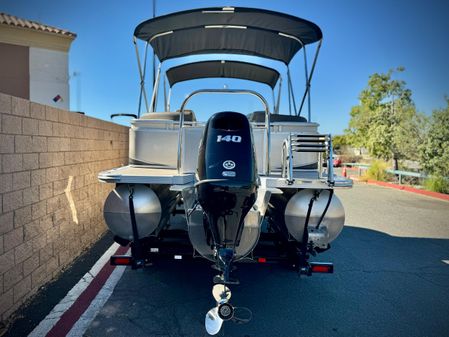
424;175;449;194
363;160;388;181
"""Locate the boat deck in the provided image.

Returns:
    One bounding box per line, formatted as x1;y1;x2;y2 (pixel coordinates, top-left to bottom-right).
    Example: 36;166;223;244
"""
98;165;194;185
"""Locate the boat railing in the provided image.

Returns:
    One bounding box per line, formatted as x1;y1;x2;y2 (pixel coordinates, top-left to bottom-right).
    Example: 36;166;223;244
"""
177;89;271;175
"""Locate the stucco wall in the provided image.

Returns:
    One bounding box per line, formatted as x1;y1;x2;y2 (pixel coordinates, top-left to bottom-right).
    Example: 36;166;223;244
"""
29;47;70;110
0;93;128;322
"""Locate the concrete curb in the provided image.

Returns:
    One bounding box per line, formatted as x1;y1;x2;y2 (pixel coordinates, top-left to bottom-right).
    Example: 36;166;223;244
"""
348;175;449;201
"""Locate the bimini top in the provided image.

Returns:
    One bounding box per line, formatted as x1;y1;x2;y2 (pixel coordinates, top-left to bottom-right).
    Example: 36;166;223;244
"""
166;60;280;89
134;7;322;64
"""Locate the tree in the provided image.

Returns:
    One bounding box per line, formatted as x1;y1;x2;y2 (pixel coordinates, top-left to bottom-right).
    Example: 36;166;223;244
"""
419;98;449;177
345;68;424;168
332;134;350;152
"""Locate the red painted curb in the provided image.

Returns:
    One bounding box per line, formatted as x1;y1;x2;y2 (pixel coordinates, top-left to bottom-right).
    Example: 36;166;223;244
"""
365;179;449;201
46;245;128;337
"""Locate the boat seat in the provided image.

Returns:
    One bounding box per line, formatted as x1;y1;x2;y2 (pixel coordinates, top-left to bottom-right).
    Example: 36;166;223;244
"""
140;110;196;122
247;111;307;123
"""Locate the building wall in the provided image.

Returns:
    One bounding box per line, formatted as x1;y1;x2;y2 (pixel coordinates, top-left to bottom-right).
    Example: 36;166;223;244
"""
29;47;70;110
0;42;29;99
0;24;75;111
0;92;129;323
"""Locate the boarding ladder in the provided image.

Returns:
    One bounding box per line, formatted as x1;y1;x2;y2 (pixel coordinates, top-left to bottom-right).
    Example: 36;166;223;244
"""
281;133;335;186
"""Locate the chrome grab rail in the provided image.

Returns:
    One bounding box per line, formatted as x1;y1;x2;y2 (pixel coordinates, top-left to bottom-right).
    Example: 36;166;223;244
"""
177;89;271;175
327;134;334;185
281;135;294;184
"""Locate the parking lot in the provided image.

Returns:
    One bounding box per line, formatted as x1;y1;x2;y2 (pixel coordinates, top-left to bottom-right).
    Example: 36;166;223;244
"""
84;184;449;337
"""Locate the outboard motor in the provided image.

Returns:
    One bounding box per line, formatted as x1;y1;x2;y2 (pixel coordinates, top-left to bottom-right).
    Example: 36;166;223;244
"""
196;112;258;282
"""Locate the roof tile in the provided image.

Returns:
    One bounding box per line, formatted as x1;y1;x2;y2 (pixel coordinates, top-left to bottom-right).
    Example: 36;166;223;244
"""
0;12;76;38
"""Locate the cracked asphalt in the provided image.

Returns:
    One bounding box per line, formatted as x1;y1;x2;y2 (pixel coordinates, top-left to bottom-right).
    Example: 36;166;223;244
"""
85;183;449;337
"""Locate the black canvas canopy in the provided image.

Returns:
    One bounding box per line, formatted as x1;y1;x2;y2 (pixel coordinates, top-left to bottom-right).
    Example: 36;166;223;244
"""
134;7;322;64
166;60;280;89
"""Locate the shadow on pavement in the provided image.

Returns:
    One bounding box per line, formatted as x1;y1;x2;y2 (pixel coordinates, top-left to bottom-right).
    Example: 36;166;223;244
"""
85;226;449;337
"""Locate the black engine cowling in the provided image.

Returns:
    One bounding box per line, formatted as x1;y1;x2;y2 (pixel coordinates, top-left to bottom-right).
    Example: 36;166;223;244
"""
196;111;258;250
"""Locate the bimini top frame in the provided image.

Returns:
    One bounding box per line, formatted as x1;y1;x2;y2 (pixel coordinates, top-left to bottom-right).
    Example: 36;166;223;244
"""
161;60;282;115
133;6;323;120
134;6;322;64
166;60;280;89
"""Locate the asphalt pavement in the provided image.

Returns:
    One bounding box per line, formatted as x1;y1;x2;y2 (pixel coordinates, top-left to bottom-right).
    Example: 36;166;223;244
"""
84;183;449;337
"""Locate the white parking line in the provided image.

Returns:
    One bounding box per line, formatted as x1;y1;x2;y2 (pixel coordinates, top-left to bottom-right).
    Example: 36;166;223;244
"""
27;243;123;337
66;264;127;336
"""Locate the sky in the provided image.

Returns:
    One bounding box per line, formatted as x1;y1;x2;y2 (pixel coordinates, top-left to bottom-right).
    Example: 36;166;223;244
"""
1;0;449;135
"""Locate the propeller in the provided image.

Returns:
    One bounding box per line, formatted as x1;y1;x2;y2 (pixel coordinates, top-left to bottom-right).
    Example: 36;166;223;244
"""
205;302;237;335
204;284;233;335
205;307;223;335
212;284;231;302
205;284;232;335
205;284;252;335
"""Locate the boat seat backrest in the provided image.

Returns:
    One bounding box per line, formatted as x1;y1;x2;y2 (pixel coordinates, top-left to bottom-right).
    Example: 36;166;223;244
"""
130;114;319;174
140;110;196;122
247;111;307;123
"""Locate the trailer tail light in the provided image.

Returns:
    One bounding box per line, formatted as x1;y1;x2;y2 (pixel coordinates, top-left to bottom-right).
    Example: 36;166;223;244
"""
310;262;334;273
110;255;133;266
258;257;267;263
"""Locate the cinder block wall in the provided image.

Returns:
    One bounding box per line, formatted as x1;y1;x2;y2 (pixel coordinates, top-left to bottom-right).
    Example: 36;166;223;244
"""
0;93;128;322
